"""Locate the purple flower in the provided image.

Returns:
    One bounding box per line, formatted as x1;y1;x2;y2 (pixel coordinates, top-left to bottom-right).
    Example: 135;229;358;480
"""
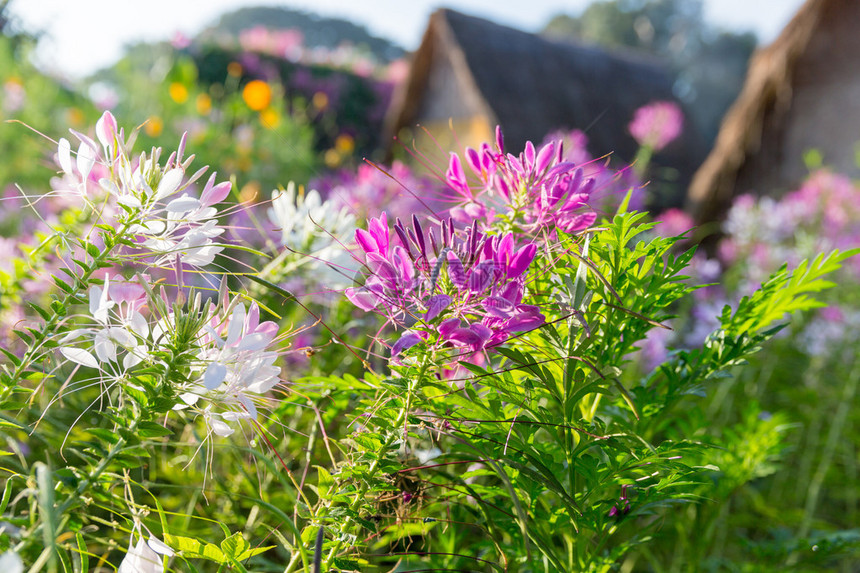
442;128;599;236
391;330;427;356
347;212;545;362
608;485;632;518
355;213;390;257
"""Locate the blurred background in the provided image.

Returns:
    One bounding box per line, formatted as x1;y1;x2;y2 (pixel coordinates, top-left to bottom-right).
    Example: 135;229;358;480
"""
3;0;860;569
0;0;806;195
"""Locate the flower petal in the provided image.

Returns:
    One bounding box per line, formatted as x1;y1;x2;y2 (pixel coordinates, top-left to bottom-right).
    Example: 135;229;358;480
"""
203;362;227;390
425;294;451;322
60;347;100;369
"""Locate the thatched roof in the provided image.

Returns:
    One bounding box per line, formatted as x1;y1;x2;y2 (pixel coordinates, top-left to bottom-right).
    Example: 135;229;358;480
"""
385;8;707;204
687;0;858;224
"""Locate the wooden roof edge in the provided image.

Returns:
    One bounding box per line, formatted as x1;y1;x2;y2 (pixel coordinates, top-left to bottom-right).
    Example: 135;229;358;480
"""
382;8;499;158
686;0;828;223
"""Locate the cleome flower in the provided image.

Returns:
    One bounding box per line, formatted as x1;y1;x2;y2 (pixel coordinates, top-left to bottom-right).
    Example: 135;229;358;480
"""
268;181;357;287
118;523;173;573
59;274;151;374
58;272;284;439
628;100;684;151
346;212;545;362
169;298;282;437
442;127;597;236
53;111;231;269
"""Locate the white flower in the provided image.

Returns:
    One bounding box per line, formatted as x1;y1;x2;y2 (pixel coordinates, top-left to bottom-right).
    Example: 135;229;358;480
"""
269;182;357;286
0;550;23;573
173;301;281;437
59;275;151;372
119;527;174;573
54;111;228;269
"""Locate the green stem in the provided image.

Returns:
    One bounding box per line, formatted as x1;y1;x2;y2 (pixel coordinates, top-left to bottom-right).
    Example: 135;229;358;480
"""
794;357;860;544
2;221;131;396
317;359;428;571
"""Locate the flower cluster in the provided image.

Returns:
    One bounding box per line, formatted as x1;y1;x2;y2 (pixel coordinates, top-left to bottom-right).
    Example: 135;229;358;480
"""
53;111;231;268
58;275;282;438
443;128;599;235
720;169;860;284
267;182;357;288
346;212;544;361
641;167;860;369
171;297;281;437
541;128;644;213
310;160;438;222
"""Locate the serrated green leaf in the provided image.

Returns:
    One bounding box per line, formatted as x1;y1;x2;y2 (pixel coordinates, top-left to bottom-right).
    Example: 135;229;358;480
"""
164;534;226;563
0;347;22;367
237;545;276;560
316;466;334;499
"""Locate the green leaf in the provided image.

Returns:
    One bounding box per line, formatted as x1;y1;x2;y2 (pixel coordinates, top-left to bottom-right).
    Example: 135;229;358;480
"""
0;477;15;515
612;378;641;420
237;545;276;560
119;445;150;457
87;428;120;444
52;275;75;294
164;534;226;563
137;421;172;438
26;302;53;322
75;532;90;572
316;466;334;499
0;347;22;368
220;532;250;558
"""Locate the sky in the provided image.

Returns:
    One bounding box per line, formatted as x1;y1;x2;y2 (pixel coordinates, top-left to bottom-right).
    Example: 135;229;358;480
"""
10;0;807;80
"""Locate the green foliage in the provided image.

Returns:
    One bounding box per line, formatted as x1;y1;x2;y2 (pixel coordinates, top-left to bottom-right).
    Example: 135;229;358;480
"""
273;213;851;571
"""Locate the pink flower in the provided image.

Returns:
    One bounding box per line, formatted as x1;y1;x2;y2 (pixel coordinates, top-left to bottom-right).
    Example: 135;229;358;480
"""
654;208;695;238
442;128;599;235
628;101;684;151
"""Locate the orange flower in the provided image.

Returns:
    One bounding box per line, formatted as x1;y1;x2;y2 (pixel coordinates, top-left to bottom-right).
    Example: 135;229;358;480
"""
227;62;243;77
324;149;341;168
196;93;212;115
65;107;84;127
312;91;329;111
145;116;163;137
242;80;272;111
260;107;280;129
334;133;355;155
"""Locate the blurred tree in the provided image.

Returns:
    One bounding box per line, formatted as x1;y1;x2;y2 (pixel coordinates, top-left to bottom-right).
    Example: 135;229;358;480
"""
543;0;756;144
201;6;405;63
0;0;35;54
0;1;97;193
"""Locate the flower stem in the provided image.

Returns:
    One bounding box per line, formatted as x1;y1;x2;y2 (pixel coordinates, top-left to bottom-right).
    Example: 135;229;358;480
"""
2;222;131;396
316;359;428;570
58;416;141;516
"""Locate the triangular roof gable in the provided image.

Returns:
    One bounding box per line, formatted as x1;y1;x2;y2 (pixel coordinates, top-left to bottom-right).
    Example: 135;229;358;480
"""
686;0;851;223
